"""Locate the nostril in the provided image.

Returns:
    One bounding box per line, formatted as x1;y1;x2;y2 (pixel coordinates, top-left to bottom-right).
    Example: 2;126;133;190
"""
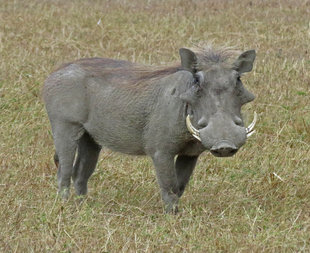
198;117;208;128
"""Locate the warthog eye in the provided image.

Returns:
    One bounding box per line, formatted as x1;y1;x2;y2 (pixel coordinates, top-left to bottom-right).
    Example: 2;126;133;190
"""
194;71;204;86
193;75;201;86
194;76;200;84
236;74;242;82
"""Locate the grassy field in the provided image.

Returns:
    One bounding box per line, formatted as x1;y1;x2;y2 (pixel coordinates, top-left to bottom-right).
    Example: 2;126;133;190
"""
1;0;310;251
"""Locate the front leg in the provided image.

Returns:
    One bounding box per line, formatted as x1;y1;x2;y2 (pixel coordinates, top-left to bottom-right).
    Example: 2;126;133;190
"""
152;151;180;213
175;155;198;197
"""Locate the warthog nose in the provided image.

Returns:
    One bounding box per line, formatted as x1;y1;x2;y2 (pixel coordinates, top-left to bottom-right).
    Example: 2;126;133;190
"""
210;141;238;157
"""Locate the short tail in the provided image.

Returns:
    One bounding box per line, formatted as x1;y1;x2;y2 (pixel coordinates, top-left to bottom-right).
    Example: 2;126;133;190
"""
54;152;59;169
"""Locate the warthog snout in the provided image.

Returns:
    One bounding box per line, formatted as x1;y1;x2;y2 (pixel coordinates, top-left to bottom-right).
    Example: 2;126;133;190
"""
186;112;257;158
210;141;238;157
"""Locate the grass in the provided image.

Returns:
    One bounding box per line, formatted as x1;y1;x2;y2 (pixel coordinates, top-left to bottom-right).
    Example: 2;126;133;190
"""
1;0;310;251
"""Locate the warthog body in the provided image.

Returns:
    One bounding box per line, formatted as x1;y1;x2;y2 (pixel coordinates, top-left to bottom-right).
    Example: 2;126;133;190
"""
43;46;256;212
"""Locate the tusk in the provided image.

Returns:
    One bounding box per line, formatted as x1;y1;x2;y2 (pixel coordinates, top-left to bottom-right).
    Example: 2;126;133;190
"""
186;115;201;141
246;111;257;133
246;112;257;137
247;130;255;138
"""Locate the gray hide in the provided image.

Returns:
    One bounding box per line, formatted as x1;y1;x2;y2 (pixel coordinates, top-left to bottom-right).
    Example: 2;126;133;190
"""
43;48;256;213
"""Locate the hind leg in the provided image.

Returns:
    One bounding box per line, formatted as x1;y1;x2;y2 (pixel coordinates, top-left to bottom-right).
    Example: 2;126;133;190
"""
72;132;101;196
52;121;84;199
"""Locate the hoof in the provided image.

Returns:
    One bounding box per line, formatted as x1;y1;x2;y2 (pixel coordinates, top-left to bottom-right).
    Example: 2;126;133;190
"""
58;188;70;200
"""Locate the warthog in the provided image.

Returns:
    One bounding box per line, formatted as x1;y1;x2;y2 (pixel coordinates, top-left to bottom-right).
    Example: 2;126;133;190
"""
43;46;257;212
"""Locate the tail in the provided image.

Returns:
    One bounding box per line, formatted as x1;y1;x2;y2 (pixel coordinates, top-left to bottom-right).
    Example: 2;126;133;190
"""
54;152;59;169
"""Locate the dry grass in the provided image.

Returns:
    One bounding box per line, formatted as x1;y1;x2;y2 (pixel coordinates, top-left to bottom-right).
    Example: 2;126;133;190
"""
1;0;310;251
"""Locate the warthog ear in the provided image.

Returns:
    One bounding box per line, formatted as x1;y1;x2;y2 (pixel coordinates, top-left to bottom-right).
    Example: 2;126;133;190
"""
179;48;197;74
233;50;256;74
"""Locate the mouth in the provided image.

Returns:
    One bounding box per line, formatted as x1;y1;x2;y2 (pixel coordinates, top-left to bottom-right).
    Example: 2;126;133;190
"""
210;150;238;157
210;140;238;157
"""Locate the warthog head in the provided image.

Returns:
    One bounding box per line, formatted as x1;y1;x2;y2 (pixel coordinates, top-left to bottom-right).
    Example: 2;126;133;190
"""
179;48;256;157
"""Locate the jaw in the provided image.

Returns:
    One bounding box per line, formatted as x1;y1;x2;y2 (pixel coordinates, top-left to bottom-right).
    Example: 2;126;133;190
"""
210;150;238;157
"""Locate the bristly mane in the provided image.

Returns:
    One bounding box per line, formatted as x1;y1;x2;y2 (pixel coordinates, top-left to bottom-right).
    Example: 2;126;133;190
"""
193;45;239;71
66;45;239;87
131;45;239;84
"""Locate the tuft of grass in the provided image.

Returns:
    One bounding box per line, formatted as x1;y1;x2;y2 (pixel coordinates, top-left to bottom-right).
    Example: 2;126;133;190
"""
1;0;310;251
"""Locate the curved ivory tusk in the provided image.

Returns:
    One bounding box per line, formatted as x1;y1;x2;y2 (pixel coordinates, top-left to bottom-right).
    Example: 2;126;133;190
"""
186;115;201;141
246;112;257;137
247;130;256;138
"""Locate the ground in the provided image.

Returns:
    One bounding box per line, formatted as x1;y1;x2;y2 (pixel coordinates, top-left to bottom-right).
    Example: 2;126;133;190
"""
0;0;310;251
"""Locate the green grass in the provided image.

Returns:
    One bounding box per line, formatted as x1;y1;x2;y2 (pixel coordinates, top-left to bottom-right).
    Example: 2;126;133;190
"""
1;0;310;251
